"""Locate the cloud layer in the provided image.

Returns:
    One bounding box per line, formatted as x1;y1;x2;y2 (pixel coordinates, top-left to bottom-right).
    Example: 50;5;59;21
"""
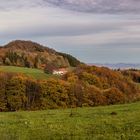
1;0;140;14
0;0;140;63
46;0;140;14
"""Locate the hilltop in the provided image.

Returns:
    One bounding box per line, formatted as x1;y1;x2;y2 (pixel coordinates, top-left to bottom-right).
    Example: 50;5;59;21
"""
0;40;81;69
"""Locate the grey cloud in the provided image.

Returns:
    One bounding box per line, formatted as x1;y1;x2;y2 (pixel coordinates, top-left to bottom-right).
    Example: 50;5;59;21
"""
45;0;140;14
0;22;122;38
0;0;43;11
1;0;140;63
1;0;140;14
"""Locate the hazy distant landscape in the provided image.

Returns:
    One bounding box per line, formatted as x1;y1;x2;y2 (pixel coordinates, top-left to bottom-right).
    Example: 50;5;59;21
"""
91;63;140;70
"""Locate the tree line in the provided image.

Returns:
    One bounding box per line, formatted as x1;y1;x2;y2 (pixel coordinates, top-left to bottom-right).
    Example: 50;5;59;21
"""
0;65;140;112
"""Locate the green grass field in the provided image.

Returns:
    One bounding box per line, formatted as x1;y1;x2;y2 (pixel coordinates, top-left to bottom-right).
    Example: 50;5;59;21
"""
0;102;139;140
0;66;57;80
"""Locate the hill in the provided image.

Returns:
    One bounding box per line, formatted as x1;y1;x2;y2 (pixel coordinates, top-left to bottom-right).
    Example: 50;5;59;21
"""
0;40;81;69
0;102;139;140
91;63;140;69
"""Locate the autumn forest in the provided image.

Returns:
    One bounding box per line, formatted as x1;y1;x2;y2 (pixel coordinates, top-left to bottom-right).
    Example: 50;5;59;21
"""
0;41;140;112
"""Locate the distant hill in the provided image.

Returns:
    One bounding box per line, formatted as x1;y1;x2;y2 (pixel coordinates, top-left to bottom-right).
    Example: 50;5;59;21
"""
90;63;140;70
0;40;81;69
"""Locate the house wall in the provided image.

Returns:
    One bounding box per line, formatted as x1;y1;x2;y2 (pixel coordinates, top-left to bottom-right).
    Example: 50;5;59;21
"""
53;70;67;75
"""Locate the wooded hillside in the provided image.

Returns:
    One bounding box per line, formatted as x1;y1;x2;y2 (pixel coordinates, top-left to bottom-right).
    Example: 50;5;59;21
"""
0;65;140;111
0;40;81;68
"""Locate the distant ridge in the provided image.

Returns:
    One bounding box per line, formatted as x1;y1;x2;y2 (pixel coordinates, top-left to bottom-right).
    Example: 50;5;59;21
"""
89;63;140;70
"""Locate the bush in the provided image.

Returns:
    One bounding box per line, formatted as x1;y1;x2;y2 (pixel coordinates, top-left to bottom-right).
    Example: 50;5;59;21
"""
103;88;126;105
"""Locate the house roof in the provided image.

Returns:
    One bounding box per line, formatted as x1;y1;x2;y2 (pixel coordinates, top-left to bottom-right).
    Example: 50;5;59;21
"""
53;68;67;72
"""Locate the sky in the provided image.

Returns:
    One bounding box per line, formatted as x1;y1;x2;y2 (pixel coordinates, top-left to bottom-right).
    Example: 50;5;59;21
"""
0;0;140;63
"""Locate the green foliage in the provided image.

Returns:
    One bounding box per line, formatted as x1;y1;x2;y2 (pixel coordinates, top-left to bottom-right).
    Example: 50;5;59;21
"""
58;52;81;67
5;58;11;65
34;56;41;68
5;51;19;64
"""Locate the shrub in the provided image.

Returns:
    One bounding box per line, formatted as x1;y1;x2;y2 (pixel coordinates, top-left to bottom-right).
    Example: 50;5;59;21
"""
103;88;126;105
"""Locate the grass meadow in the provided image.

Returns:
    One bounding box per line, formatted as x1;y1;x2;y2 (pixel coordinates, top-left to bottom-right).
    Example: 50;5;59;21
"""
0;102;139;140
0;66;57;80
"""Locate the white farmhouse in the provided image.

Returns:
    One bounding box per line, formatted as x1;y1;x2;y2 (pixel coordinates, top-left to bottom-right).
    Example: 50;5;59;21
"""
53;68;68;75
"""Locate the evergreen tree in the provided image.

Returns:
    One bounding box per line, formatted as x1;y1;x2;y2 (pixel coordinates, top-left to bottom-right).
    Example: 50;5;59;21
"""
5;57;11;65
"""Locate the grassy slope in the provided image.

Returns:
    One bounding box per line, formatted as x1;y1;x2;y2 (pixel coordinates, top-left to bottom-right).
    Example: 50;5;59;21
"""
0;102;140;140
0;66;57;80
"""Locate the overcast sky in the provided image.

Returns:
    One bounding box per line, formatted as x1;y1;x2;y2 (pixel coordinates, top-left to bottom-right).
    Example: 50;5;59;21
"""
0;0;140;63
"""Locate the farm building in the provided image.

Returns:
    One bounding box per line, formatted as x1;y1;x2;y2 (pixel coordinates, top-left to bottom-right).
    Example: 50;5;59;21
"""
52;68;68;75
